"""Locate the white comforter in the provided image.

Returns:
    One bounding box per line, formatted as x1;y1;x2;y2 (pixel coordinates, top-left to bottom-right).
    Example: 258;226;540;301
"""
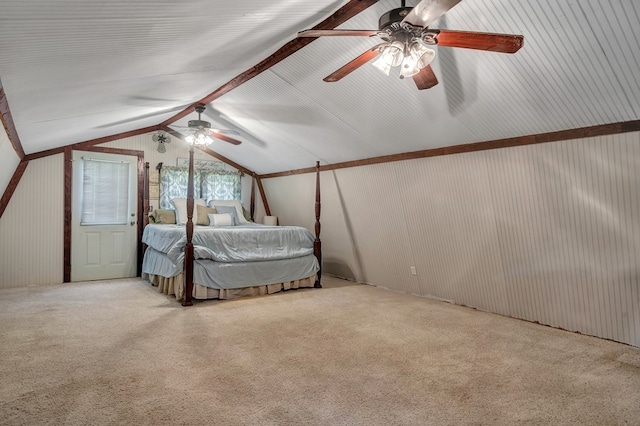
142;223;319;289
142;223;315;264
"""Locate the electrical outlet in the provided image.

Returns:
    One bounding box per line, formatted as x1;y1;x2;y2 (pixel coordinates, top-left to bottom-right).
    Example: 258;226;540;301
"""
410;266;417;276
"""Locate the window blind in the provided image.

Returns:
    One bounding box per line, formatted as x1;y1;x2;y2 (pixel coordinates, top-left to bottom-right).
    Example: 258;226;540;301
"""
81;158;130;225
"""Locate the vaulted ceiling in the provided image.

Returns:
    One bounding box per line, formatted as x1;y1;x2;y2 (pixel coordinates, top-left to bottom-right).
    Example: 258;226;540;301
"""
1;0;639;174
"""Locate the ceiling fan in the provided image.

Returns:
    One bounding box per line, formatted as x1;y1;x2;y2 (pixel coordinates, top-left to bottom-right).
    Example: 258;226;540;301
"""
297;0;524;90
171;104;242;146
152;130;172;153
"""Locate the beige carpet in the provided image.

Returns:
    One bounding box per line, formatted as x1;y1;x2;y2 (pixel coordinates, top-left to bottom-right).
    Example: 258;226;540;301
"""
0;276;639;425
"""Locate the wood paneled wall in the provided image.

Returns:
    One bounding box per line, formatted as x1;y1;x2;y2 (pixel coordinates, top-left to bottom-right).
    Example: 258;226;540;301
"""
1;125;638;347
265;132;640;347
0;154;64;288
0;132;258;288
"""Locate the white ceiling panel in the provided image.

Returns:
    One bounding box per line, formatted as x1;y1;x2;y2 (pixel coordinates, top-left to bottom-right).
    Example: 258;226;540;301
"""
0;0;349;153
0;0;639;173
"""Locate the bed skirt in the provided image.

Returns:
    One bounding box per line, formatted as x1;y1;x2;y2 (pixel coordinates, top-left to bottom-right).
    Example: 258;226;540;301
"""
144;273;316;301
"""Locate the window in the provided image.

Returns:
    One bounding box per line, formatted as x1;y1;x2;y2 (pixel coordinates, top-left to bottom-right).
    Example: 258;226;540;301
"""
159;165;241;209
81;158;130;225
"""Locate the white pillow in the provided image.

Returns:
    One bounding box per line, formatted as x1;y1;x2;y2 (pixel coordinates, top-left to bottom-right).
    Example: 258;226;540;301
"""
208;213;233;227
171;198;206;224
208;200;247;224
213;205;239;225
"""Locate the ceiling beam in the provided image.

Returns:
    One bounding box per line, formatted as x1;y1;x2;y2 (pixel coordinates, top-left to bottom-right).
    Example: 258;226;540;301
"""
23;125;162;161
0;86;29;221
198;146;255;177
160;0;379;127
161;126;256;176
260;119;640;179
0;160;28;219
255;176;271;217
0;87;25;160
71;125;162;151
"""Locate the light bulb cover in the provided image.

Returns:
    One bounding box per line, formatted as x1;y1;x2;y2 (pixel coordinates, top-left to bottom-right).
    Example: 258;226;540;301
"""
411;42;435;69
399;54;421;78
381;41;405;67
372;55;392;76
399;41;435;78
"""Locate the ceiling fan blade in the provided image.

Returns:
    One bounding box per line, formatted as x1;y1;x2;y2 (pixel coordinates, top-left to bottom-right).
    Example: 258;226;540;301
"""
324;44;385;82
412;65;439;90
402;0;462;27
97;104;188;128
211;132;242;145
434;30;524;53
297;29;379;38
210;128;240;136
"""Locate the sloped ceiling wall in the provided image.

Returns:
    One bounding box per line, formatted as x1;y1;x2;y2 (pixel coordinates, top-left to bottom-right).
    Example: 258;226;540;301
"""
209;0;640;174
0;153;64;288
0;130;261;289
0;1;639;175
266;131;640;347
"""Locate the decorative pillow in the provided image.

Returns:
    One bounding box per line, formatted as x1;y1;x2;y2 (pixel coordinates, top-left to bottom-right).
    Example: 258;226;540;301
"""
242;206;252;222
196;205;217;226
152;209;177;224
171;198;206;224
213;205;239;226
208;213;233;227
209;200;248;224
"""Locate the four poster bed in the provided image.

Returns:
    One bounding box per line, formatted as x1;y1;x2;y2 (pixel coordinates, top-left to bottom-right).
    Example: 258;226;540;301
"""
141;154;322;305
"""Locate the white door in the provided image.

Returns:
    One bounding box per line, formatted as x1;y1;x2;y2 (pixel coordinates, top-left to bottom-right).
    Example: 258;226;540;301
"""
71;151;138;281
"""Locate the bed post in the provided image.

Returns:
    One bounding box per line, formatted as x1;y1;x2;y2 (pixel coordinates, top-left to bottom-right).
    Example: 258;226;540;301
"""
143;162;150;225
250;173;256;222
314;161;322;288
142;162;150;267
182;145;195;306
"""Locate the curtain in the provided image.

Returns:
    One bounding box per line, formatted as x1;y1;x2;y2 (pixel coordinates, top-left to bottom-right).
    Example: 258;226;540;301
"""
201;171;241;201
159;166;241;209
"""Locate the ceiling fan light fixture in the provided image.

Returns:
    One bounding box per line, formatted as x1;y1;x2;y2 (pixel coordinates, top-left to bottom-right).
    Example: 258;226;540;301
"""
185;130;213;146
372;36;436;79
172;104;241;146
185;104;214;146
